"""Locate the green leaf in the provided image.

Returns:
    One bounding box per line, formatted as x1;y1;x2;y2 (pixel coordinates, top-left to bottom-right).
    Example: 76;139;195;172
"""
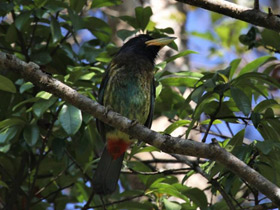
23;124;40;146
135;7;153;31
15;11;32;30
50;16;62;43
5;24;18;43
0;75;16;93
230;87;251;116
0;2;13;16
34;0;48;8
233;72;280;89
91;0;122;8
117;29;137;41
68;8;84;31
119;16;138;29
149;183;187;201
165;50;198;63
239;55;274;76
163;199;181;210
254;99;279;113
58;104;82;135
79;72;95;80
256;141;273;155
52;139;65;159
261;29;280;50
70;0;86;12
164;120;190;134
239;26;258;46
156;82;162;98
251;112;261;128
13;97;40;111
191;31;215;42
136;146;160;154
19;82;34;94
79;40;103;63
0;180;8;188
229;58;241;80
160;77;197;88
84;17;112;43
183;188;208;208
116;201;154;210
258;120;280;141
36;91;52;99
0;118;25;129
226;129;244;152
31;51;52;65
0;126;19;144
33;97;57;117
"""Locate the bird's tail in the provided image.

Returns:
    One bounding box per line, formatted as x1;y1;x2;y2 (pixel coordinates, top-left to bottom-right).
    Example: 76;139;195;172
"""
92;147;124;195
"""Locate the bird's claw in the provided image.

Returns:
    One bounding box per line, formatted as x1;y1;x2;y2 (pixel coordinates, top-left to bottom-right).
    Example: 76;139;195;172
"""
130;120;138;127
104;105;113;117
211;138;220;146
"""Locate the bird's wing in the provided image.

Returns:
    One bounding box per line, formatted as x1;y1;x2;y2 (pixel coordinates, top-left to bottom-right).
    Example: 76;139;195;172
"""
96;65;111;140
144;78;155;129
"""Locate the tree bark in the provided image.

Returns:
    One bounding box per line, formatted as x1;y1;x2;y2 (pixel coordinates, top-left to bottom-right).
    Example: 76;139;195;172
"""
176;0;280;32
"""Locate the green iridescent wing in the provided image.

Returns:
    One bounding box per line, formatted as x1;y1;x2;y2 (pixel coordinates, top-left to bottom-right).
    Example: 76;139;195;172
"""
96;66;110;141
144;78;155;129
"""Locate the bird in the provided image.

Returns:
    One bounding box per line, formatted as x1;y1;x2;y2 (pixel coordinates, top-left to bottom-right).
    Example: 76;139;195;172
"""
92;34;175;195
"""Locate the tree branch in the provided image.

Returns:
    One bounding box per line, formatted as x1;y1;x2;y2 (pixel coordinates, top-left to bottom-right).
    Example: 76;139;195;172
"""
1;52;280;206
176;0;280;32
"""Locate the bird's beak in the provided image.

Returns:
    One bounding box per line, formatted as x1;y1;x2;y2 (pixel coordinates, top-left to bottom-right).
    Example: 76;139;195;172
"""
145;37;176;48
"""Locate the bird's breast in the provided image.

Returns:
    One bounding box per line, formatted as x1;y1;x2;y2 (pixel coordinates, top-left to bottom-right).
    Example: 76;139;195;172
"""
103;68;152;124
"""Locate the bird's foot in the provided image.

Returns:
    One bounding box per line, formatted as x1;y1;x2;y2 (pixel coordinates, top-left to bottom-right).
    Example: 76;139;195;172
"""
130;119;138;127
211;138;220;146
104;105;113;117
129;120;138;140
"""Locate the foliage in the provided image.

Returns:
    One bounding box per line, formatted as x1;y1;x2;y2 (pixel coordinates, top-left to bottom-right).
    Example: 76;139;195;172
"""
0;0;280;209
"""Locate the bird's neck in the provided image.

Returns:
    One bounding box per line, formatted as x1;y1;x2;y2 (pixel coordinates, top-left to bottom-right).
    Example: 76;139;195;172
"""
113;54;155;74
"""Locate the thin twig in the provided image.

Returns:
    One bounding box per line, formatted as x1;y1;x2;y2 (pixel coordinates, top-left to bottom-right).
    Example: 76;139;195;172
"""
34;162;74;197
126;167;192;175
82;189;96;210
32;183;74;205
172;154;236;210
87;193;145;209
65;149;92;181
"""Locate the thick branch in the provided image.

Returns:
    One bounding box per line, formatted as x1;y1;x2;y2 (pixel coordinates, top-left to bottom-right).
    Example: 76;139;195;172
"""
1;52;280;206
176;0;280;32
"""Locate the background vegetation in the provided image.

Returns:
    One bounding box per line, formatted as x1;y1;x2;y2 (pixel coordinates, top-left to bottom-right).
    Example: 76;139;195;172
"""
0;0;280;209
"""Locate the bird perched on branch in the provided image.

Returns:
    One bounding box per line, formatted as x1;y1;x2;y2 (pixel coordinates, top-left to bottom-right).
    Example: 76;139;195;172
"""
93;34;175;194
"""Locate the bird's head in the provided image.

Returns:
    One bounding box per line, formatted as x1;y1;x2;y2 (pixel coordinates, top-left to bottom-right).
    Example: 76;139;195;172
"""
117;34;175;64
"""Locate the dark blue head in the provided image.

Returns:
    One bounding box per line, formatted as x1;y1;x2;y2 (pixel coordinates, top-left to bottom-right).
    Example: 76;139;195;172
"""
117;34;175;64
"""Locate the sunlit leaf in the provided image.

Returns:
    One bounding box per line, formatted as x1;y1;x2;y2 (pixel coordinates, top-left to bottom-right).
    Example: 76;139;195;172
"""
165;50;197;63
164;120;190;134
19;82;34;93
91;0;122;8
163;198;181;210
239;56;274;76
58;104;82;135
